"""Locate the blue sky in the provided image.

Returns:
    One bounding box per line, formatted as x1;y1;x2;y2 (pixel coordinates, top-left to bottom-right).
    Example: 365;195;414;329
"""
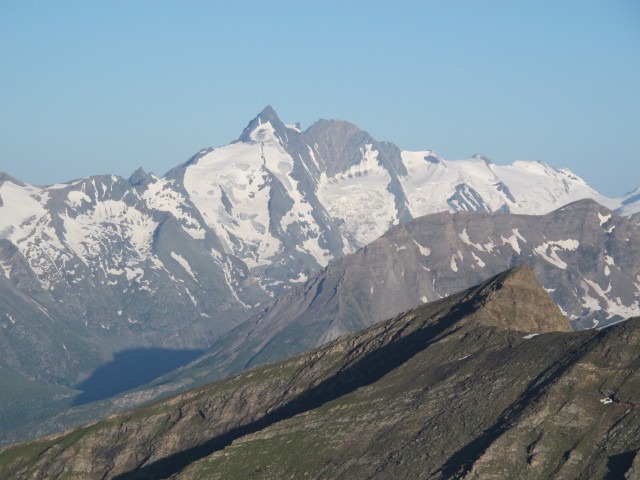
1;0;638;196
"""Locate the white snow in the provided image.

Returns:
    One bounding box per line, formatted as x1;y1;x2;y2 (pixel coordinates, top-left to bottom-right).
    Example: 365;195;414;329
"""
170;252;196;280
0;260;11;279
184;121;332;268
581;278;640;319
604;255;615;276
142;178;205;240
501;234;522;254
512;228;526;243
398;152;619;217
183;287;198;306
61;200;158;267
211;251;250;308
471;252;486;268
290;272;308;283
0;182;70;287
125;267;144;282
458;230;494;255
66;190;91;207
184;140;283;267
533;239;579;269
450;255;458;272
412;238;431;256
318;144;397;249
523;333;539;339
598;212;611;225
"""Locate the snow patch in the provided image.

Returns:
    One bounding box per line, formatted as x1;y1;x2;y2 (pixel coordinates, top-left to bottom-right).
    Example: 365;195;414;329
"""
412;238;431;257
171;252;196;280
285;124;302;133
604;255;615;276
500;234;522;254
66;190;91;207
471;252;485;268
142;178;205;240
598;212;611;225
459;228;485;251
533;239;579;269
0;260;11;279
450;250;463;272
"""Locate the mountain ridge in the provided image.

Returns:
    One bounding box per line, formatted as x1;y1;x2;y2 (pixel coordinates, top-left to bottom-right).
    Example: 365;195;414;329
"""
1;266;638;479
0;106;638;442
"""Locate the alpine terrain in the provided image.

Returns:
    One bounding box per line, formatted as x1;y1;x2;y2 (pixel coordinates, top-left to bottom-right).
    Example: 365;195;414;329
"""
0;106;638;442
1;266;639;479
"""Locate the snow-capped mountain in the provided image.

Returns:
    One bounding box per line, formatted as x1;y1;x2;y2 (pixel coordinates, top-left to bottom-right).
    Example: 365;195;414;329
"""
0;106;637;354
1;105;639;442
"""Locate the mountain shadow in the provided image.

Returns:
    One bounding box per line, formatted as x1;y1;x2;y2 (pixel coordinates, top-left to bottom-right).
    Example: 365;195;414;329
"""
72;348;205;406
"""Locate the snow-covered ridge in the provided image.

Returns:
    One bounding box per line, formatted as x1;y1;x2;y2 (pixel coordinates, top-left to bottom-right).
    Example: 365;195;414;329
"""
399;151;621;218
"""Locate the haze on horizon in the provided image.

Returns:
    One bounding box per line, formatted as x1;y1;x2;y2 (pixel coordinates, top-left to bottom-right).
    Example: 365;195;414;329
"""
0;0;638;197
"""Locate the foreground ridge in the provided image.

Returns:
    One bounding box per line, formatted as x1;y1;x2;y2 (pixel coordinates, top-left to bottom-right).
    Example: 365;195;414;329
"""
2;266;638;479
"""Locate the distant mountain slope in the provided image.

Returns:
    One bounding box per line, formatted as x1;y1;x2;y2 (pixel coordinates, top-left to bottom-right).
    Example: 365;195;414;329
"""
164;198;640;387
1;266;638;479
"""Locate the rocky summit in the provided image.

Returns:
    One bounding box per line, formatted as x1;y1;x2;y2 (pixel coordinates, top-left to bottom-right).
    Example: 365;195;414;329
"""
1;266;638;479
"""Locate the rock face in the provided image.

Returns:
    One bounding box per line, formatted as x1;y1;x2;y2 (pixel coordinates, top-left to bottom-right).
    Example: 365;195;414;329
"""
1;266;638;480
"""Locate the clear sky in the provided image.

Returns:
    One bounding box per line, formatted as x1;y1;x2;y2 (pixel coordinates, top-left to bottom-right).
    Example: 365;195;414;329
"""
1;0;638;197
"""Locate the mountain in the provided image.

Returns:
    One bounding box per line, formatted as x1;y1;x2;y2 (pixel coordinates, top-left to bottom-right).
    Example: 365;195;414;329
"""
6;197;640;447
0;106;638;439
1;266;638;479
1;107;637;352
144;198;640;393
1;107;637;347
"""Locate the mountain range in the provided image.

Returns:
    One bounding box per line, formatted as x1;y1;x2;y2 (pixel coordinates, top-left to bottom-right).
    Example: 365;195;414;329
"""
0;106;639;444
1;266;638;479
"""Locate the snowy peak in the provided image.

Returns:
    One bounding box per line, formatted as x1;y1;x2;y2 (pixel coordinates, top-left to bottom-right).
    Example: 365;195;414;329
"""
128;167;154;187
237;105;289;145
0;172;27;187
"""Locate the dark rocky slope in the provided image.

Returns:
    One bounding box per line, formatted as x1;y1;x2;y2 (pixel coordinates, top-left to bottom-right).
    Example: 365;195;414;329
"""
1;266;638;479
